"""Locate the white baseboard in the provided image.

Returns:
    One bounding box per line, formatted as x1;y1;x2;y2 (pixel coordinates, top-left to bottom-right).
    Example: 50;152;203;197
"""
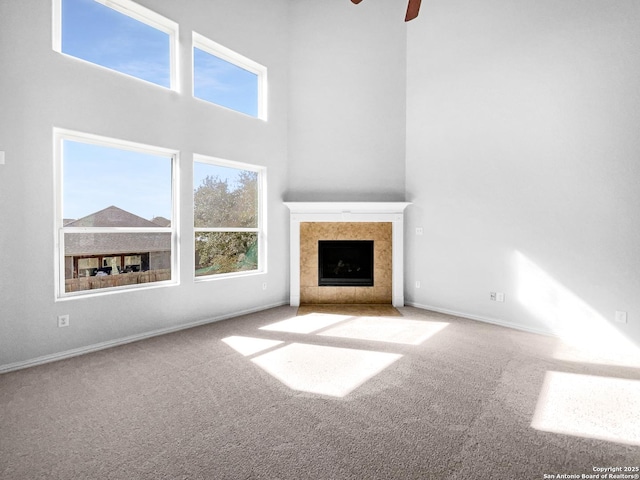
404;301;553;338
0;301;289;375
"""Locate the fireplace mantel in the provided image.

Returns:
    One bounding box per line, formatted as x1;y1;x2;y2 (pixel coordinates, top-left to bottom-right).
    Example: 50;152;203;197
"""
284;202;411;307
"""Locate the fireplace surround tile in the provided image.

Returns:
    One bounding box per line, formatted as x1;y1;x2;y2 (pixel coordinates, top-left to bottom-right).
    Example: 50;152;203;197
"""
300;222;392;305
301;287;319;304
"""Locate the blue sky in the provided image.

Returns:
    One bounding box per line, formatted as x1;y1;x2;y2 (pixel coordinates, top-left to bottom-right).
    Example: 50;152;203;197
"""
61;0;259;221
62;0;259;113
193;48;258;117
63;140;173;221
62;0;170;87
63;141;248;221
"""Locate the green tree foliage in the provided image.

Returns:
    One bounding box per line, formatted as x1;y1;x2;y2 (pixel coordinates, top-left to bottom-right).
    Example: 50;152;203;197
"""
194;170;258;275
195;232;257;275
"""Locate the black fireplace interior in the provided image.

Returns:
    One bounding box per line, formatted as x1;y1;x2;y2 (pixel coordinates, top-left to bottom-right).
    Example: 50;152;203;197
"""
318;240;374;287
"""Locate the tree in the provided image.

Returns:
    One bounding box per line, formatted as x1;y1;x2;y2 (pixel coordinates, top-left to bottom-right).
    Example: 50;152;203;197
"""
194;171;259;275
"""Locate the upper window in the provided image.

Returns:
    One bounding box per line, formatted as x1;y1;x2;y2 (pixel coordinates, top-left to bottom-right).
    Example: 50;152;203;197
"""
193;32;267;119
54;129;177;298
193;155;266;278
53;0;178;90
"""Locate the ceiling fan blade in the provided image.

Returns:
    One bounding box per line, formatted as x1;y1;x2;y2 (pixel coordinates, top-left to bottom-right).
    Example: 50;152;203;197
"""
405;0;421;21
351;0;364;4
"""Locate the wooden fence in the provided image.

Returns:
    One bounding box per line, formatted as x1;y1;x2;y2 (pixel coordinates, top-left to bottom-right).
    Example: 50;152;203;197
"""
64;269;171;293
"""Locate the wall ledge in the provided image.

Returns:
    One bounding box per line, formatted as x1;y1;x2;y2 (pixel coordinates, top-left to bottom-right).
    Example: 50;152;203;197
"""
284;201;411;215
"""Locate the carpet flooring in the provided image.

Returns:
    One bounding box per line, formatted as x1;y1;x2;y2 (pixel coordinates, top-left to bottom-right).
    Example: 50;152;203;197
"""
1;306;639;479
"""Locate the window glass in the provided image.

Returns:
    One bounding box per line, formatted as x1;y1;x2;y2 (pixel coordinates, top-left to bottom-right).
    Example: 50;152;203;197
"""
193;47;259;117
193;158;263;278
192;32;267;119
195;232;258;276
63;140;172;223
63;232;172;286
57;132;175;297
193;162;258;229
59;0;174;88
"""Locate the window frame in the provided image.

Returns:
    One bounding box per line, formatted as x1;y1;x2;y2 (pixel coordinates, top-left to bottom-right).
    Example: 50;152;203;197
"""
193;154;267;281
52;0;180;91
192;32;268;120
53;128;180;300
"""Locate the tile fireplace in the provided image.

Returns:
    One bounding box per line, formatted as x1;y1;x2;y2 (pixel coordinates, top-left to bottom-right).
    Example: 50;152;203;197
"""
284;202;411;307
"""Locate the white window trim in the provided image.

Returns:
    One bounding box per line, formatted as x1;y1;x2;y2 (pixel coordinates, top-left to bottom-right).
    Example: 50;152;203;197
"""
193;154;267;281
52;0;180;92
53;127;180;300
192;32;268;120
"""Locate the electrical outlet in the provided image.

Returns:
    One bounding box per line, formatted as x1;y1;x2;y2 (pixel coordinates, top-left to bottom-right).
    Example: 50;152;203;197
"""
415;281;421;288
262;282;267;290
0;151;5;165
496;292;505;302
615;311;628;324
58;314;70;328
490;292;497;301
415;227;424;236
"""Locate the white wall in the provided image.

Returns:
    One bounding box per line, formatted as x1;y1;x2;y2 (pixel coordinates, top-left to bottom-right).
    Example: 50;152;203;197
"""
405;0;640;351
286;0;407;201
0;0;290;369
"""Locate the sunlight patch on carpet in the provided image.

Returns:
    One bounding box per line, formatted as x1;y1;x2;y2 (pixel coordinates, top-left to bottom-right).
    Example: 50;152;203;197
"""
318;317;449;345
222;336;284;356
531;371;640;446
251;343;402;397
259;313;351;334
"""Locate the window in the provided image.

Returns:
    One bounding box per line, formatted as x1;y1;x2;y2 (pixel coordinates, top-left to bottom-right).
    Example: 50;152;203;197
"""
53;0;178;90
193;155;265;278
54;129;177;298
193;32;267;119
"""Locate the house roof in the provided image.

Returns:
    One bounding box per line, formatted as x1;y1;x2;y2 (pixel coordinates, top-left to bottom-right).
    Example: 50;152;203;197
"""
65;205;162;228
151;216;171;227
64;206;171;256
65;232;171;256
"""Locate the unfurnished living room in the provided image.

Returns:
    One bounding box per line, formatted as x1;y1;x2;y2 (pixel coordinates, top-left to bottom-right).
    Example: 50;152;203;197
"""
1;0;639;479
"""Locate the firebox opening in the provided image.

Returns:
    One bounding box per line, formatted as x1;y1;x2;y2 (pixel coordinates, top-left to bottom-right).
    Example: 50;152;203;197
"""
318;240;374;287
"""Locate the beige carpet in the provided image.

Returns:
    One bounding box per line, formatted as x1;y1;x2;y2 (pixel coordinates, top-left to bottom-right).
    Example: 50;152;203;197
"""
297;303;402;316
1;306;639;479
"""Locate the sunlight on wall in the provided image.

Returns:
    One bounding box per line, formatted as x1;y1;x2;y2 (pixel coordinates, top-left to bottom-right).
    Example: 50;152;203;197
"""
531;371;640;446
259;313;352;334
515;251;640;368
318;317;449;345
251;343;402;397
221;336;283;356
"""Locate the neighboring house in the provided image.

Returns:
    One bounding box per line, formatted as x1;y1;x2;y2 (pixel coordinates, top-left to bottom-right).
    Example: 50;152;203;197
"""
64;206;171;279
150;216;171;227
